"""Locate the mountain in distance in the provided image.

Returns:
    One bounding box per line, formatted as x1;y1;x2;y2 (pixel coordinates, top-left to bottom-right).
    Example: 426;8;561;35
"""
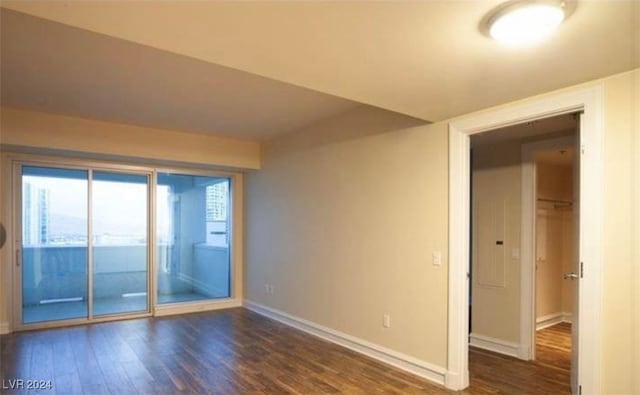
48;213;145;237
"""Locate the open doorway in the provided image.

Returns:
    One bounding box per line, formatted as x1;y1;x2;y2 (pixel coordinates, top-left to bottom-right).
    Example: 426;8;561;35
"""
531;138;577;377
467;114;578;393
447;86;603;394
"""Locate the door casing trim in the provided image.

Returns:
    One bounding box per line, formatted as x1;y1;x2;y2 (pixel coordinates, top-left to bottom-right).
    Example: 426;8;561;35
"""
446;85;603;393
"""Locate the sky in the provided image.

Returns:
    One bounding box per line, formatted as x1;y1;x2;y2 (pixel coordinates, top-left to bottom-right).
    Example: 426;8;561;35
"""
24;175;171;239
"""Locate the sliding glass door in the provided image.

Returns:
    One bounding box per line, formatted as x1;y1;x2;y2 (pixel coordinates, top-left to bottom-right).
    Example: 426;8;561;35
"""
92;172;149;316
21;166;89;324
17;161;233;328
157;173;231;304
19;165;150;325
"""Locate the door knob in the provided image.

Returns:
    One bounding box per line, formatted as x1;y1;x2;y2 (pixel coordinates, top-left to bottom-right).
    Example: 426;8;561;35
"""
563;272;578;280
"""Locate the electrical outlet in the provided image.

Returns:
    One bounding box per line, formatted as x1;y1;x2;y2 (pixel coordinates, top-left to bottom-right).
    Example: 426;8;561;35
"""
265;284;270;294
383;314;391;328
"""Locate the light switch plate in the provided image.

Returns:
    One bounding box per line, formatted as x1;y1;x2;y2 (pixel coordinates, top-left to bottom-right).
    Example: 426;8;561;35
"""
432;251;442;266
511;248;520;260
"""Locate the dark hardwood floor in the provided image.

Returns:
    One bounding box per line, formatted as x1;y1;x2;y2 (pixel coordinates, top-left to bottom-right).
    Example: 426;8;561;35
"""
1;309;571;394
469;322;571;394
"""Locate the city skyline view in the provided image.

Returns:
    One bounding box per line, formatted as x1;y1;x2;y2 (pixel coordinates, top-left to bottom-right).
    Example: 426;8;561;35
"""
23;174;159;246
22;172;229;246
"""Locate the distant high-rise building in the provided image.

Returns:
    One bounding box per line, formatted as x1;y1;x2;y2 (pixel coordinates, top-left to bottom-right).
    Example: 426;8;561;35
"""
205;181;229;246
206;182;228;222
23;183;49;245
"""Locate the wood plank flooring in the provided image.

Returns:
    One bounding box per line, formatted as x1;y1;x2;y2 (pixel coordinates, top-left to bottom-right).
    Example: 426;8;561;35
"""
469;322;571;394
1;309;571;394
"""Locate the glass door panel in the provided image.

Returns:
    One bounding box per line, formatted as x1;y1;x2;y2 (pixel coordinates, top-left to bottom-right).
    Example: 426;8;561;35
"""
92;172;149;316
21;166;88;324
157;173;231;304
19;162;230;327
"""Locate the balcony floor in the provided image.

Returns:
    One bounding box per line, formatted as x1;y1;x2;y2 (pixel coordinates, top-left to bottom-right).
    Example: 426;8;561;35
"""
157;292;211;304
22;292;215;324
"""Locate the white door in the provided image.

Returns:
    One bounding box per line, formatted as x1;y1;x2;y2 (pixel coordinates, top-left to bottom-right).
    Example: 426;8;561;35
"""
566;113;582;394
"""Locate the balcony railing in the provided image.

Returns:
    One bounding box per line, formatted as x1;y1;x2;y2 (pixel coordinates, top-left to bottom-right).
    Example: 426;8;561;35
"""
22;243;230;307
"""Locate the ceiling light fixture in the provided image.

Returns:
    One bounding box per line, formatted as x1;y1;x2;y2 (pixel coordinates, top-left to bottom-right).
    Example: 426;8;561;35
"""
488;0;567;46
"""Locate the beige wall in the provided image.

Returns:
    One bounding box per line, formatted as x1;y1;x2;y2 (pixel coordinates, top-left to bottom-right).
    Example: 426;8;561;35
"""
600;69;638;393
535;163;574;320
0;107;261;170
245;107;446;366
470;141;522;343
634;67;640;395
245;68;639;392
537;162;573;202
535;208;563;318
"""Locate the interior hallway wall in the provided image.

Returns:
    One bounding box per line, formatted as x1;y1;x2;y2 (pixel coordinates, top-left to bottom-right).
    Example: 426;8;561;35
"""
470;140;522;344
535;163;574;324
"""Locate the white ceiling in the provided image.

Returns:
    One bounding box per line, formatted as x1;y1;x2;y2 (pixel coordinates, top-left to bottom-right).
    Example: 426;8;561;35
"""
470;113;577;146
1;1;638;140
536;147;575;167
0;9;367;141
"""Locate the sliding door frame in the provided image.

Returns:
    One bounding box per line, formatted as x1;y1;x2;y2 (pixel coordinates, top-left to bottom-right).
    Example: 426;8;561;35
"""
89;168;155;320
152;166;243;317
11;158;154;331
5;152;244;332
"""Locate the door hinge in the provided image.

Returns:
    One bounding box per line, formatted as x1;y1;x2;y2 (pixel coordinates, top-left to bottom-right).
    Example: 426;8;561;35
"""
579;385;582;395
580;262;584;278
580;144;585;155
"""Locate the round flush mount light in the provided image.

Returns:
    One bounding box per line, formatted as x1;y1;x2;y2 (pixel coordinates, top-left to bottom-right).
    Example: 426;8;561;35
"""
488;1;568;46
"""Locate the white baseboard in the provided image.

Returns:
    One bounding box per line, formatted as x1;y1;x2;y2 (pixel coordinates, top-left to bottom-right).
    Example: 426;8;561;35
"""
445;370;469;390
536;312;564;330
154;298;242;317
0;322;9;335
469;333;520;358
177;273;227;298
243;300;447;388
536;312;573;331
